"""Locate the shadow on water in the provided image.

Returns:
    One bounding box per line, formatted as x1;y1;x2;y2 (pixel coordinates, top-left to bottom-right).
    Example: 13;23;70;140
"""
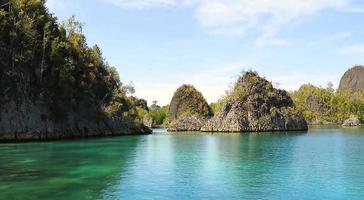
0;136;143;200
1;127;364;199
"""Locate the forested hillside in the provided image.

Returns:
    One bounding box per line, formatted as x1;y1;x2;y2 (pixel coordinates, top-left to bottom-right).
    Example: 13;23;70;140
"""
0;0;151;140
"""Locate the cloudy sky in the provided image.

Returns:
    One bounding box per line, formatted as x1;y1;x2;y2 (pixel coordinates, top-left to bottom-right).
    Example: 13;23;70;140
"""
46;0;364;105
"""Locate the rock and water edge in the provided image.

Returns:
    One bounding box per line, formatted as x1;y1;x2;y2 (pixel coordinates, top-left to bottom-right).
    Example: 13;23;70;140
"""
201;72;308;132
0;1;152;141
166;84;213;131
167;71;308;132
166;66;364;132
0;101;152;141
3;66;364;140
1;1;363;141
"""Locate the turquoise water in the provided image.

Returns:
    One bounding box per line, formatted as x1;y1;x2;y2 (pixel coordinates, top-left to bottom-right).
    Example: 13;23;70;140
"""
1;127;364;199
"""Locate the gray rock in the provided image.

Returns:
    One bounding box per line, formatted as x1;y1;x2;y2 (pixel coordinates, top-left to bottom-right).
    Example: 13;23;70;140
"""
201;71;308;132
201;102;307;132
167;116;206;132
342;117;361;127
339;65;364;92
0;101;151;141
166;84;212;131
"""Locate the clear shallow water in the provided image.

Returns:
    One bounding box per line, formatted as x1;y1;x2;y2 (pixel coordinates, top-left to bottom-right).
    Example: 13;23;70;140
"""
1;127;364;200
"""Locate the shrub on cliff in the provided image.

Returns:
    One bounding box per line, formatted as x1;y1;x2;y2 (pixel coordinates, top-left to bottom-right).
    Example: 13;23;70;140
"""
202;71;307;132
167;84;212;123
291;84;364;124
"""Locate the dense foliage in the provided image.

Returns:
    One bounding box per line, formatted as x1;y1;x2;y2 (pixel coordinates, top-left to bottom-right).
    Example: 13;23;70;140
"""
149;101;168;125
212;70;276;113
167;84;212;123
291;84;364;124
0;0;139;122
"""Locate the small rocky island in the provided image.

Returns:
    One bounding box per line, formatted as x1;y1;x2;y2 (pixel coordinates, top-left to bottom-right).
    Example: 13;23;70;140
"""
167;72;308;132
202;71;308;132
166;85;213;131
339;65;364;126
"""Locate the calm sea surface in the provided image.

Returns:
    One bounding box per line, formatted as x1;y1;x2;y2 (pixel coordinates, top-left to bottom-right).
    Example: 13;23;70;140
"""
0;127;364;200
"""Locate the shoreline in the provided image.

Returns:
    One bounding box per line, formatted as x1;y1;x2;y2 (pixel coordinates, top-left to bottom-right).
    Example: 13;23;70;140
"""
0;131;152;144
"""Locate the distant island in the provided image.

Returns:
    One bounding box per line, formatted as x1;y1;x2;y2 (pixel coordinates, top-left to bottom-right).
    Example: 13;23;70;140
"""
166;66;364;131
1;0;363;141
166;71;308;132
292;65;364;126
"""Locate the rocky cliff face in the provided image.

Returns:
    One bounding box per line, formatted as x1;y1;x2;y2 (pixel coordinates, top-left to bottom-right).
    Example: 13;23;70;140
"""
167;116;207;132
167;84;212;131
201;71;308;132
339;65;364;92
0;1;152;141
0;100;151;141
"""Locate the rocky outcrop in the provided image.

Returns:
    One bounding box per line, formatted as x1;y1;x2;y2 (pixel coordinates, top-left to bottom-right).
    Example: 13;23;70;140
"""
342;117;360;127
167;116;207;131
167;84;212;131
0;1;152;141
339;65;364;92
201;71;308;132
0;101;151;141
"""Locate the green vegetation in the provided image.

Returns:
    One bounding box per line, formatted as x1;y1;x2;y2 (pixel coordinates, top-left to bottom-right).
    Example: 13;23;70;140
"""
291;84;364;124
212;70;275;113
149;101;168;125
0;0;141;123
356;104;364;122
167;84;212;123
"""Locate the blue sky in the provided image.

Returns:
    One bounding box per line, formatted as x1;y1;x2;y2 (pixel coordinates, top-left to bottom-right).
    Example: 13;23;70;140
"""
46;0;364;105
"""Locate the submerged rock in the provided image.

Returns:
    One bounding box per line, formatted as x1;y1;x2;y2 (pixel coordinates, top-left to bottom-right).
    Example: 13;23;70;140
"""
167;84;212;131
201;71;308;132
342;117;360;127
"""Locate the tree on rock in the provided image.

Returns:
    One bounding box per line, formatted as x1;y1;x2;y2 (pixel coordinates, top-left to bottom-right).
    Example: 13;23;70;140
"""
201;71;308;132
167;84;212;131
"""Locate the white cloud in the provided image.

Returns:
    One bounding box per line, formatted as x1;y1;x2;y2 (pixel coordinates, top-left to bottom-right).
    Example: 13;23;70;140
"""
340;7;364;13
106;0;354;47
196;0;349;47
269;72;341;91
133;82;178;105
327;31;352;41
132;62;245;105
341;44;364;55
106;0;179;9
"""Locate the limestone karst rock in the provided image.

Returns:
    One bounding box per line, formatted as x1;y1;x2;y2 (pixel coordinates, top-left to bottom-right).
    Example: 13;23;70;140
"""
167;84;212;131
339;65;364;92
201;71;308;132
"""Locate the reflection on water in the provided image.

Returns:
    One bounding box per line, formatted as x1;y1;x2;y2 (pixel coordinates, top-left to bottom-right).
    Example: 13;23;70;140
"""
0;127;364;199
